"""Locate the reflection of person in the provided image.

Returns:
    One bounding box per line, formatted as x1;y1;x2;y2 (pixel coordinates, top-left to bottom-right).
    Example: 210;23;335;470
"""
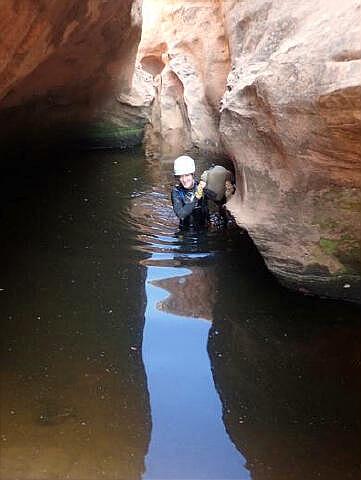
171;155;208;231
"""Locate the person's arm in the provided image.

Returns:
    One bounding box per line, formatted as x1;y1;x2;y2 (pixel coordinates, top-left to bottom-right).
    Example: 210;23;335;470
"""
171;188;197;220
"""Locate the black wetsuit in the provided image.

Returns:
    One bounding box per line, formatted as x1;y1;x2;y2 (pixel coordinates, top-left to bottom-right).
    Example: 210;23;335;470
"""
171;181;208;230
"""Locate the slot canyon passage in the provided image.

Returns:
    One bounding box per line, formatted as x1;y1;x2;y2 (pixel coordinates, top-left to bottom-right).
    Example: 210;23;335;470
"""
0;1;360;479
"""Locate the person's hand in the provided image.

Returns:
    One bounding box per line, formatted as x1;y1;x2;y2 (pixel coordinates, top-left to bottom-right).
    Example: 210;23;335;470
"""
195;182;205;199
199;180;206;189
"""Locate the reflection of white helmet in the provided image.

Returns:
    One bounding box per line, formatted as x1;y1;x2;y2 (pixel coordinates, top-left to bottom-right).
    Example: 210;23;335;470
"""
174;155;195;176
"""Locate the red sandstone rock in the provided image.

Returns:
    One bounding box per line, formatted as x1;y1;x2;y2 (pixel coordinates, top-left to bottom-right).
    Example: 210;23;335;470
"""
0;0;143;139
140;0;361;302
1;0;360;301
220;0;361;302
138;0;230;159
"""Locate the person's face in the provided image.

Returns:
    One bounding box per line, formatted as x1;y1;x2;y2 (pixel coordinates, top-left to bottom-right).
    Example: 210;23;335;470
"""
179;173;194;189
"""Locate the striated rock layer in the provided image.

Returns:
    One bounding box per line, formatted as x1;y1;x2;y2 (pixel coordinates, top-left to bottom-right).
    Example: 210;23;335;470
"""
0;0;145;149
220;0;361;302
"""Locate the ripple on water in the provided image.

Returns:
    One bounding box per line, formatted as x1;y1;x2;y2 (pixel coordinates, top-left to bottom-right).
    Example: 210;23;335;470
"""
120;188;242;266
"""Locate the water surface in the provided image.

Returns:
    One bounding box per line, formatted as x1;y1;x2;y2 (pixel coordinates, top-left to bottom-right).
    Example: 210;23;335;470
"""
0;149;360;480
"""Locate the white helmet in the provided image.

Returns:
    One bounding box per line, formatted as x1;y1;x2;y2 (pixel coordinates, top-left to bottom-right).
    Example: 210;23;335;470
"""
174;155;195;176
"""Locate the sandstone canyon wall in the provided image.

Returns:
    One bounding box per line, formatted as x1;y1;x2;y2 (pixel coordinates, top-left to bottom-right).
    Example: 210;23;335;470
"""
0;0;145;149
140;0;361;303
138;0;230;159
1;1;360;302
220;0;361;302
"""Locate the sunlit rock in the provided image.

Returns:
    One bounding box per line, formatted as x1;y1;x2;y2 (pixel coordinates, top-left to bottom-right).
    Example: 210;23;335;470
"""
220;0;361;302
117;63;155;128
2;0;360;302
138;0;361;302
139;0;230;159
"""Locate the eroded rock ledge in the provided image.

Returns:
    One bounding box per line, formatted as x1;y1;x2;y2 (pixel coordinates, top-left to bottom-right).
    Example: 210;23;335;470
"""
0;0;144;149
139;0;361;303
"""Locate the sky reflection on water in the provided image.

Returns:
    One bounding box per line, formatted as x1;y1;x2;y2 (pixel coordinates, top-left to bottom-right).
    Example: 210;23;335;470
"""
142;262;250;480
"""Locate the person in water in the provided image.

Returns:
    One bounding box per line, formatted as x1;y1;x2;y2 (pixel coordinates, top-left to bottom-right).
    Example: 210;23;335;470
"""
171;155;209;230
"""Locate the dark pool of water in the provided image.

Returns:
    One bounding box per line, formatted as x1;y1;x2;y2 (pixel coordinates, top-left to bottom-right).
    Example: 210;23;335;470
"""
0;149;360;480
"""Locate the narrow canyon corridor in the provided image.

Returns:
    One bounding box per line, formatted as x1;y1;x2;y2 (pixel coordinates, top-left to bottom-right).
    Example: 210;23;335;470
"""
0;1;360;479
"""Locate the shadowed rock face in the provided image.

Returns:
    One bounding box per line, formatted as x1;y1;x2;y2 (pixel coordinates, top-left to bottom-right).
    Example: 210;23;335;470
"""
0;0;144;147
220;0;361;302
